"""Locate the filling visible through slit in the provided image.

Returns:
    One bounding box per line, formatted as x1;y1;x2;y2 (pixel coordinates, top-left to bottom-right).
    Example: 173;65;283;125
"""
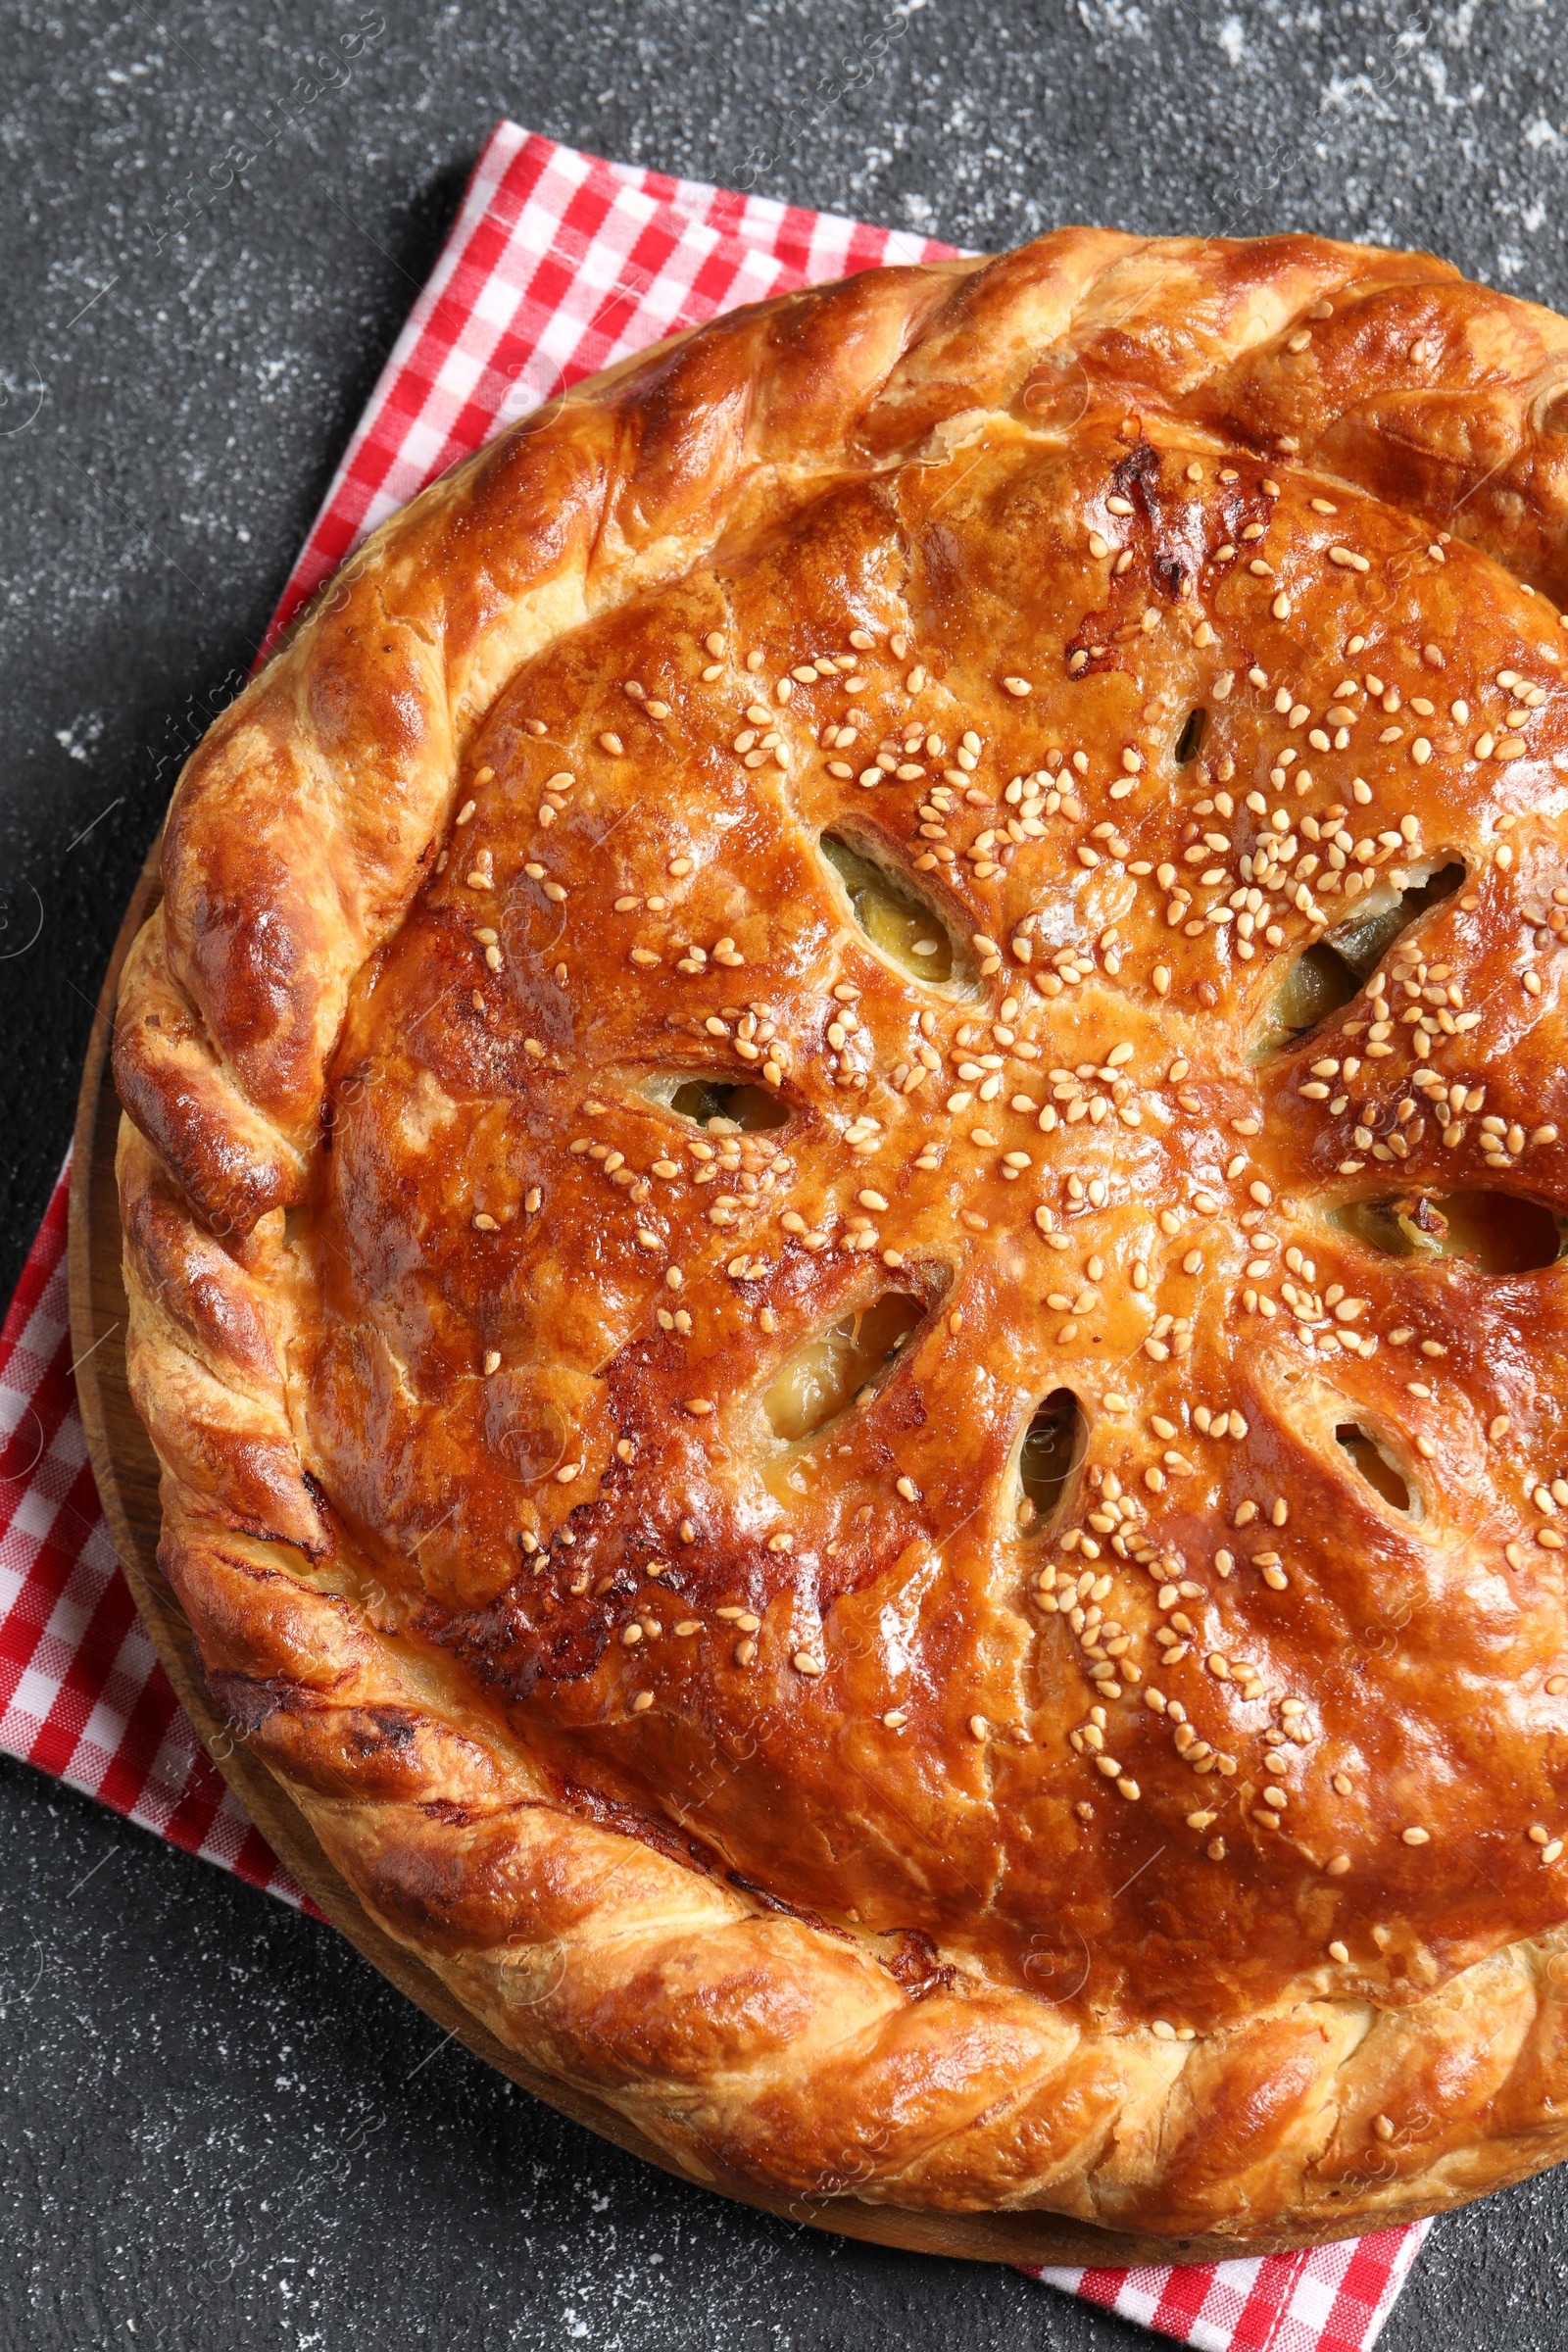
1016;1389;1083;1533
1336;1422;1413;1514
1174;706;1207;764
662;1077;788;1132
763;1292;923;1442
820;833;971;987
1255;859;1465;1053
1334;1191;1568;1275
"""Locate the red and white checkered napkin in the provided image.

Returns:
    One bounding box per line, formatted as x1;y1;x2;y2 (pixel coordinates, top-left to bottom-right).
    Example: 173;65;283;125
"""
0;121;1428;2346
1021;2227;1428;2349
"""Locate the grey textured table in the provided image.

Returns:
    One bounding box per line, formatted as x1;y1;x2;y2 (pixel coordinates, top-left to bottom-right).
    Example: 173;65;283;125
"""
4;3;1568;2345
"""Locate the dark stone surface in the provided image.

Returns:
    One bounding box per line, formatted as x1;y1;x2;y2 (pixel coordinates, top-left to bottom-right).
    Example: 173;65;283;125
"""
4;2;1568;2343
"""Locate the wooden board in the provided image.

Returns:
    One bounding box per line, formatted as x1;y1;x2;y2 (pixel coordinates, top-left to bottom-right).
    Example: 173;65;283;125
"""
67;848;1347;2270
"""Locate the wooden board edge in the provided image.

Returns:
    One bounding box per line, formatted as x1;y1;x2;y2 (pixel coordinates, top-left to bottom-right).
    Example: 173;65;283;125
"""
63;842;1387;2271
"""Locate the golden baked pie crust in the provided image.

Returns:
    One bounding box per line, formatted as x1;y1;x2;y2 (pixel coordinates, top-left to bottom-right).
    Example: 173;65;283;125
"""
114;227;1568;2240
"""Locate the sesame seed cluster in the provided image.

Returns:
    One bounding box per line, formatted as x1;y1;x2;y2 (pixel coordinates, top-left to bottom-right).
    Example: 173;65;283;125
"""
114;230;1568;2235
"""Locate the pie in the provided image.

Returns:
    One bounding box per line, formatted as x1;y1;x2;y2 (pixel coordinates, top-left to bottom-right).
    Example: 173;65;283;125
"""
113;226;1568;2246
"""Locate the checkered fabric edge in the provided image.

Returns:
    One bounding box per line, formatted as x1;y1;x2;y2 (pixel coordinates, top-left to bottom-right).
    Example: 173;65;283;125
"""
0;1161;313;1908
1027;2216;1430;2348
0;121;1427;2349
